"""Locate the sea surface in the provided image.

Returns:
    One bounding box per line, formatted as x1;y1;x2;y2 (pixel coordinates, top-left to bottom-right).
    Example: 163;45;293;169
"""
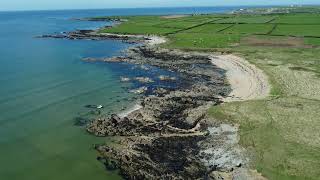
0;6;248;180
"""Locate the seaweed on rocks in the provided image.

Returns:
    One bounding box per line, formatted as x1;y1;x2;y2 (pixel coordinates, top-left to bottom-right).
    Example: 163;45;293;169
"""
39;20;251;179
96;135;208;179
36;29;146;44
85;45;239;179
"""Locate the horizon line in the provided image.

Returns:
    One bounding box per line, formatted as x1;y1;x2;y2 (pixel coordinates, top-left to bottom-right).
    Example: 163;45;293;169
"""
1;4;320;13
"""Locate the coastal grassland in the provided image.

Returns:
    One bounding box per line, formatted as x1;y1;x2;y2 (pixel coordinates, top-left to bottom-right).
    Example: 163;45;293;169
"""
183;24;232;33
209;46;320;180
98;14;228;35
100;23;178;35
222;24;274;35
274;14;320;24
154;21;205;29
213;15;275;24
99;16;181;35
305;37;320;46
165;33;240;49
98;11;320;179
272;24;320;37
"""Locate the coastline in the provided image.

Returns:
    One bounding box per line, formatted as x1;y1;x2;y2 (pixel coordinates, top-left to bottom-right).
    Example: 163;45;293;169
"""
210;54;270;102
85;34;269;179
33;8;320;179
85;34;229;179
40;25;270;179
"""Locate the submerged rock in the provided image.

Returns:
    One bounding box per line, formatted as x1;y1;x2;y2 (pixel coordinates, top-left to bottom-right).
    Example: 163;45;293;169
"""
134;77;154;83
159;75;176;81
120;77;131;82
129;86;148;94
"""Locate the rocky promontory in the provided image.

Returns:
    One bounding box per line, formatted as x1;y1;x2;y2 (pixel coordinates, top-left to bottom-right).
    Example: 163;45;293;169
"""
39;27;250;179
85;45;250;179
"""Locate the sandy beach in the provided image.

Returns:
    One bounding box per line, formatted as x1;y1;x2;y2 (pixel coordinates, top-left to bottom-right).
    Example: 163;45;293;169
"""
147;36;271;102
210;54;270;102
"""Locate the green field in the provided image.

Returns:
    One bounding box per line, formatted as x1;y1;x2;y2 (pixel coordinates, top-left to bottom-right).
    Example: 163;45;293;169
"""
175;15;227;22
97;9;320;180
100;25;178;35
305;37;320;46
213;15;275;24
155;21;203;29
272;24;320;37
274;14;320;24
100;13;320;46
222;24;274;35
184;24;232;33
166;33;240;49
208;46;320;180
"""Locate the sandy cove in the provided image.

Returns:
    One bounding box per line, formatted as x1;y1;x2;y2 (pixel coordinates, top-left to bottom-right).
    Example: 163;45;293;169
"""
85;42;270;179
39;29;271;101
39;30;270;179
135;35;270;102
108;36;271;180
84;33;270;179
210;54;270;102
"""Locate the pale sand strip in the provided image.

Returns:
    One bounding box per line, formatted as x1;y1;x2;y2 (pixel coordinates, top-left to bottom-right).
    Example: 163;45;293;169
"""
211;54;270;102
99;33;167;46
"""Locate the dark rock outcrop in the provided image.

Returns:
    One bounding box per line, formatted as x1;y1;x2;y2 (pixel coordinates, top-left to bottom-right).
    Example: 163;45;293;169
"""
86;46;232;179
36;30;145;43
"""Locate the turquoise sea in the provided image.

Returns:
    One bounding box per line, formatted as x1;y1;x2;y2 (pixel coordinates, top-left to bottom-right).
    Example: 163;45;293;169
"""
0;7;246;180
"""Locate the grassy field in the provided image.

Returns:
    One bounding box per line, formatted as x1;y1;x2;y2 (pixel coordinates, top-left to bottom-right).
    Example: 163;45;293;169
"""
98;10;320;180
100;13;320;47
166;33;240;49
274;14;320;24
183;24;232;33
272;25;320;37
208;47;320;180
223;24;274;35
213;15;275;24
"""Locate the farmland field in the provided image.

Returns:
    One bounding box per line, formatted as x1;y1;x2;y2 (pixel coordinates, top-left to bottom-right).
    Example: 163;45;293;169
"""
99;23;179;35
183;24;232;33
155;21;203;29
305;37;320;46
165;33;240;49
272;24;320;37
274;14;320;24
222;24;274;35
213;15;275;24
176;15;227;22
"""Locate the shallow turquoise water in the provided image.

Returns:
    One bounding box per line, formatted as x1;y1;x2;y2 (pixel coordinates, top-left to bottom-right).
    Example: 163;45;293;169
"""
0;10;133;180
0;7;241;180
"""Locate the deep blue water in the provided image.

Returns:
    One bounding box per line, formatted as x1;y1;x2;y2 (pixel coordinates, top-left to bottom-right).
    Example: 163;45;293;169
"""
0;6;243;180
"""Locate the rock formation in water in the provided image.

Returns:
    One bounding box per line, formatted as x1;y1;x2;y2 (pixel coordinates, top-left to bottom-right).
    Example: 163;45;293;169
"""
85;46;252;179
40;28;250;179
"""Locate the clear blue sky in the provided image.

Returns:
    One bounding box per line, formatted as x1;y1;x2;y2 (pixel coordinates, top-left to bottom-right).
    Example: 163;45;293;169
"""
1;0;319;11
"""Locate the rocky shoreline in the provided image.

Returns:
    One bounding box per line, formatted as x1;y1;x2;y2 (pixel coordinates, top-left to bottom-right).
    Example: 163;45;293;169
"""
36;29;150;44
40;28;251;179
85;45;251;179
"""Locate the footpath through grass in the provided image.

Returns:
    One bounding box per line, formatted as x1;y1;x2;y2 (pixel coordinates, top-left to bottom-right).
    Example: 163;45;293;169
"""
98;10;320;180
